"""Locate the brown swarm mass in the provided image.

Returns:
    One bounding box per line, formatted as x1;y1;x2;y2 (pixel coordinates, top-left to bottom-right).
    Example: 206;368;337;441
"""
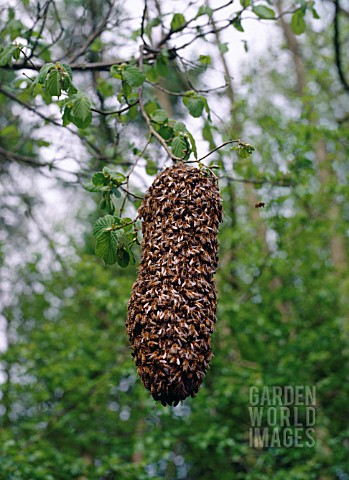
127;163;222;406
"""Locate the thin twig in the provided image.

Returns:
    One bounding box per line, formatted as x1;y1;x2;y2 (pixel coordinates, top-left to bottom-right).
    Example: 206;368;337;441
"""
147;80;228;96
221;174;294;187
128;135;152;180
197;140;240;162
0;144;79;181
120;135;151;216
140;0;148;46
91;100;138;116
19;47;40;72
119;186;143;199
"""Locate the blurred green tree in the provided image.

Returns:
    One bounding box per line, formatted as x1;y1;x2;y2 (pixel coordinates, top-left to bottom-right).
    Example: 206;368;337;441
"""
0;0;348;479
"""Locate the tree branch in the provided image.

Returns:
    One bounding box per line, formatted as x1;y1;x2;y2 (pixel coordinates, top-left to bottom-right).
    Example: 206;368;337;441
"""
5;54;156;73
91;100;138;116
333;0;349;93
221;174;294;187
0;144;78;180
147;80;227;96
197;140;240;162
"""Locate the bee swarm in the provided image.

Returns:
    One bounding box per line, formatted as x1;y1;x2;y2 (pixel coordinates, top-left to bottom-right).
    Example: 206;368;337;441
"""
127;163;222;406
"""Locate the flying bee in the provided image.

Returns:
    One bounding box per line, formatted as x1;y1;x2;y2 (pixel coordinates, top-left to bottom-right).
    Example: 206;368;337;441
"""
255;202;266;208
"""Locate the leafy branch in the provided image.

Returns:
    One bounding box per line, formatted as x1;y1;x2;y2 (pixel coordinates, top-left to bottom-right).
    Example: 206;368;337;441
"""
84;167;141;266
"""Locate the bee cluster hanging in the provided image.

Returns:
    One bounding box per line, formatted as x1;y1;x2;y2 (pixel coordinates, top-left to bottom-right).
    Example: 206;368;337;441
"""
127;163;222;406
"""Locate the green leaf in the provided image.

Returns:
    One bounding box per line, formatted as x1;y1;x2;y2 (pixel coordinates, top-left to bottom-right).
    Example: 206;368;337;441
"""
252;5;276;19
110;65;122;80
311;7;320;19
120;218;133;233
95;231;119;265
13;47;20;61
196;5;213;17
234;142;255;158
71;93;92;129
158;125;174;140
45;69;62;97
121;81;132;98
92;172;108;186
203;97;210;117
67;82;78;95
171;136;187;159
38;63;54;82
62;63;73;80
173;122;187;133
62;105;72;126
117;248;130;268
170;13;186;32
102;167;126;183
144;101;158;115
145;65;159;82
96;78;114;97
156;54;169;77
112;187;121;198
83;182;102;192
218;43;229;54
0;44;20;66
146;160;158;176
145;17;161;37
150;109;168;124
40;47;51;63
105;195;115;214
240;0;251;7
232;17;244;32
199;55;211;65
36;139;50;147
93;215;115;238
29;78;41;96
123;65;145;87
203;120;215;149
0;125;18;138
186;131;198;159
62;74;71;91
183;95;205;118
291;9;306;35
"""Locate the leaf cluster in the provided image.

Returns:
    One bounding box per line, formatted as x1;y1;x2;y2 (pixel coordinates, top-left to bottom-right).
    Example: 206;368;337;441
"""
30;62;77;98
84;167;138;266
0;43;21;66
231;141;255;158
84;167;126;213
92;215;137;267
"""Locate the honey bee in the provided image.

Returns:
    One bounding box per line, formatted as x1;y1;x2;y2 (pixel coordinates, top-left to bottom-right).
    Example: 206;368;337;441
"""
255;202;266;208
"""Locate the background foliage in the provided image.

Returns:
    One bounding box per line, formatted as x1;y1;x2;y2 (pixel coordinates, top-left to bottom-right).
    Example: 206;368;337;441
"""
0;0;348;479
